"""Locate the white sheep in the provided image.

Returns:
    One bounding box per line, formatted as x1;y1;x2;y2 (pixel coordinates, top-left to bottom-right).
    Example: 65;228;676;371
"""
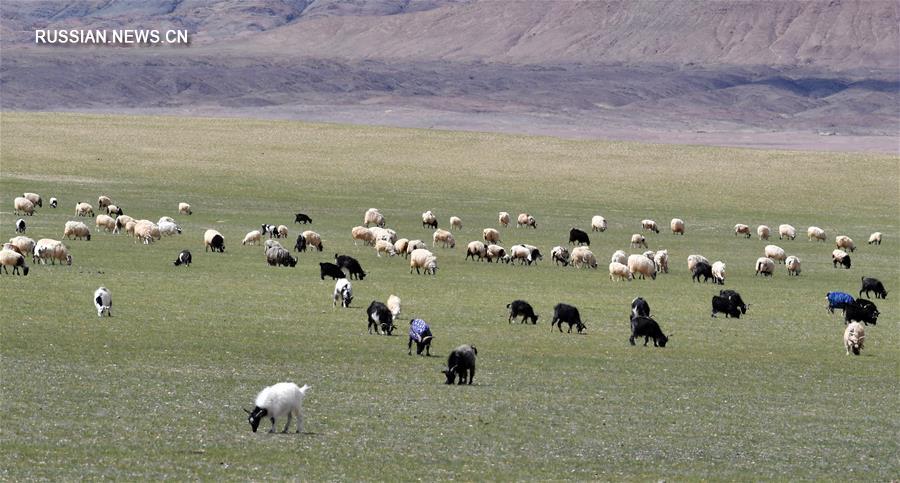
63;221;92;241
867;232;882;245
653;249;669;274
351;226;375;246
387;294;401;317
757;225;770;240
485;244;508;263
483;228;501;244
302;230;323;252
641;219;659;234
0;249;29;276
134;220;160;244
449;216;462;231
591;215;608;232
242;230;262;246
422;210;437;228
517;213;536;228
835;235;856;252
642;250;655;261
432;229;456;248
807;226;826;242
106;204;122;216
245;382;311;433
276;225;289;239
627;254;657;280
95;215;116;233
409;248;438;275
93;286;112;317
15;218;26;234
498;212;510;227
333;278;353;308
394;238;410;258
375;239;397;257
124;220;137;237
178;202;192;215
711;261;726;284
364;208;385;227
687;254;709;272
832;249;851;268
13;197;35;216
785;255;801;276
49;197;58;208
609;261;632;281
670;218;685;235
734;224;751;238
843;322;865;356
75;202;94;217
550;246;569;266
114;215;134;234
158;216;175;225
158;220;182;237
23;192;43;207
630;234;647;248
570;246;597;269
97;195;111;209
466;241;487;261
778;224;796;240
35;239;72;265
755;257;775;277
204;229;226;252
406;239;426;255
369;227;397;244
764;244;787;263
8;236;35;257
610;250;627;265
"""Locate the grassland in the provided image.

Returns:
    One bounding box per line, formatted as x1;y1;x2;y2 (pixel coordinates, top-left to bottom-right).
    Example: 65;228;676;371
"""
1;112;898;480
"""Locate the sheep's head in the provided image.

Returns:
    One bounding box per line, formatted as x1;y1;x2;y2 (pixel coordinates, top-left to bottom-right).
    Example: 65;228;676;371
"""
442;367;457;384
65;254;73;265
245;406;267;432
657;334;669;347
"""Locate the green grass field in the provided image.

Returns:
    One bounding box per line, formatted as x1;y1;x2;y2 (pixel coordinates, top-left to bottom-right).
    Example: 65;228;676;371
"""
1;112;898;480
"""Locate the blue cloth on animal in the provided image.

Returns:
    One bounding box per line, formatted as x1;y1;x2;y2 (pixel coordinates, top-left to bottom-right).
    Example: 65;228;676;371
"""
409;319;430;341
827;292;855;306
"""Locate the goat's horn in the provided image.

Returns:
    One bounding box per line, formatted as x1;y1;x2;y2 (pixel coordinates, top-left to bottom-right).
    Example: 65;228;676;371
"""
243;408;252;414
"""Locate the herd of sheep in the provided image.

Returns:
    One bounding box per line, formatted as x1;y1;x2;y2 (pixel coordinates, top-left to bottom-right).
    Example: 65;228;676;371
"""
5;192;891;432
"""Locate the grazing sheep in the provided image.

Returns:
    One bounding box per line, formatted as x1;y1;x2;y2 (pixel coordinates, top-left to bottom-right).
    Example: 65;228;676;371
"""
482;228;501;244
629;316;669;347
422;210;438;229
835;235;856;252
364;208;385;227
49;197;58;208
670;218;685;235
178;202;192;215
654;249;669;274
509;244;542;265
642;250;656;261
628;254;657;280
764;244;787;263
406;239;427;255
334;254;367;280
95;215;116;233
158;216;175;225
125;220;137;237
691;261;714;283
485;244;508;263
8;236;35;258
63;221;92;241
23;192;42;207
294;213;312;224
641;219;659;234
786;256;801;276
498;211;510;227
393;238;409;257
507;300;538;324
568;228;590;246
242;230;262;246
712;289;748;318
711;261;726;284
734;224;751;238
610;250;627;265
551;303;586;333
807;226;826;242
409;248;438;275
832;249;851;269
333;278;353;308
778;224;796;240
319;262;346;280
265;240;284;252
551;246;570;266
173;249;192;266
93;287;112;317
106;204;122;217
859;277;888;299
114;215;134;234
757;225;770;240
687;254;710;272
13;197;34;216
158;220;182;237
34;239;72;265
516;213;536;229
75;202;94;217
367;301;395;334
387;295;401;318
14;218;26;234
449;216;462;231
97;196;111;209
867;232;882;245
204;229;226;253
443;345;478;385
755;257;775;277
133;220;160;244
293;233;307;252
466;241;487;261
266;246;298;267
630;234;647;248
351;226;375;246
260;224;277;238
570;246;597;269
0;249;29;276
609;262;632;281
375;239;397;257
843;322;865;356
276;225;289;239
369;227;397;244
245;382;310;433
591;215;608;232
302;231;323;252
408;318;434;355
432;229;456;248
